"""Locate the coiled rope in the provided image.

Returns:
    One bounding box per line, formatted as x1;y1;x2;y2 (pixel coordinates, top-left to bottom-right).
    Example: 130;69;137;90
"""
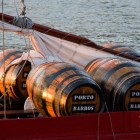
12;16;34;29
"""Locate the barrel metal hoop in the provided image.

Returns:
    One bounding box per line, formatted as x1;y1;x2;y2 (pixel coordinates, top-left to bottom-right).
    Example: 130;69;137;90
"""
31;67;45;101
30;68;51;116
45;66;79;88
85;58;103;72
10;64;23;101
100;63;138;88
90;58;118;77
0;50;23;67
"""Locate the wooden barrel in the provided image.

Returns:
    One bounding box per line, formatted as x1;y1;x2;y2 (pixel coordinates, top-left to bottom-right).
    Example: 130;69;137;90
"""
26;62;105;117
0;60;31;103
0;49;23;78
102;43;140;57
85;57;140;111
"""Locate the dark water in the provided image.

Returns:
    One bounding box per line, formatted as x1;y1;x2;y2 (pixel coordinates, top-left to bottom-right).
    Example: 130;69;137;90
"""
1;0;140;51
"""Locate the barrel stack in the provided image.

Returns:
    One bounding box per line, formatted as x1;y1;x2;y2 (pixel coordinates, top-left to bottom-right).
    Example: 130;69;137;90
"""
26;62;105;117
85;57;140;111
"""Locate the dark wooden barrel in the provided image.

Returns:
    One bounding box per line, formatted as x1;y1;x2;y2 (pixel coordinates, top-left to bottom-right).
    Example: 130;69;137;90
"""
0;49;23;78
0;60;31;103
102;43;140;58
85;57;140;111
26;62;105;117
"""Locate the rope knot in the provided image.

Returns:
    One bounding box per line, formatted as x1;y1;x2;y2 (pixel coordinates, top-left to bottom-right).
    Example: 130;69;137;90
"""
12;16;34;29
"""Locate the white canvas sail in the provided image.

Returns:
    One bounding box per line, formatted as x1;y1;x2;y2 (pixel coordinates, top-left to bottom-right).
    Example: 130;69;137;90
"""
0;20;119;69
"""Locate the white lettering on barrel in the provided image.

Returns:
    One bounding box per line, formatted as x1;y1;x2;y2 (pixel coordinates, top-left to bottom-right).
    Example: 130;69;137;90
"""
130;104;140;109
131;91;140;97
23;72;28;78
72;105;95;111
73;106;77;111
22;83;26;88
74;95;95;101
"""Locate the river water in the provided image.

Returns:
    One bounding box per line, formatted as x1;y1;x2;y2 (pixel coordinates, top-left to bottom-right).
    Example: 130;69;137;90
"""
1;0;140;51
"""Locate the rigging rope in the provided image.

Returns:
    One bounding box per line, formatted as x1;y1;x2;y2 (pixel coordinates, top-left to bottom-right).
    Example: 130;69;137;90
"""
2;0;7;119
20;0;26;16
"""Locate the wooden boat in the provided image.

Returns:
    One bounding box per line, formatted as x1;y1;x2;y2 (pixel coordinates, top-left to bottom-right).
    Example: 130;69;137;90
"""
0;13;140;140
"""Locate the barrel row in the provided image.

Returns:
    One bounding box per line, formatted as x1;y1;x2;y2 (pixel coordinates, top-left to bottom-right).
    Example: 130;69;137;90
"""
0;49;105;117
1;49;140;116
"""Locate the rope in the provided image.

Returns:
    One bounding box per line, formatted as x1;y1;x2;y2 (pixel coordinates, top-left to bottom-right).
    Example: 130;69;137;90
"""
20;0;26;16
2;0;7;119
97;103;116;140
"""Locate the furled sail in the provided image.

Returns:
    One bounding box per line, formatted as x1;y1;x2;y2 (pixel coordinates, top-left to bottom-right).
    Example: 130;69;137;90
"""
0;20;124;68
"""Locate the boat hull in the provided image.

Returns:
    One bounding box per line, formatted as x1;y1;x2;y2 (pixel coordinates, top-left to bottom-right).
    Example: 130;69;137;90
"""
0;111;140;140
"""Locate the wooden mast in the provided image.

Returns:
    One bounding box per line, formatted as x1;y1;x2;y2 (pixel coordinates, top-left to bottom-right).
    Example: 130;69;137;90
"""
0;12;140;63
